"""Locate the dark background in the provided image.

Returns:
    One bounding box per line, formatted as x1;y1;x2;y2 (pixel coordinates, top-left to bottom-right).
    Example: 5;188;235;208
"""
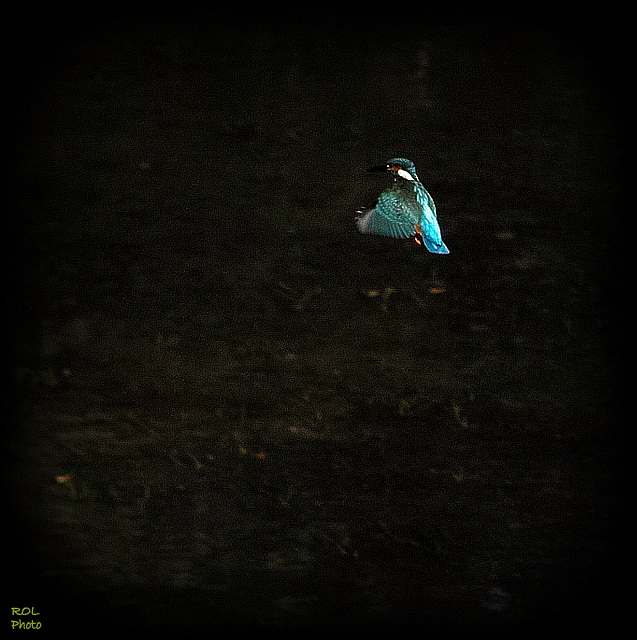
6;8;627;637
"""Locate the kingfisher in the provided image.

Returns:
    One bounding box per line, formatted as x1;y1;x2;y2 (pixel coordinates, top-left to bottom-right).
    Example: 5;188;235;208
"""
356;158;449;254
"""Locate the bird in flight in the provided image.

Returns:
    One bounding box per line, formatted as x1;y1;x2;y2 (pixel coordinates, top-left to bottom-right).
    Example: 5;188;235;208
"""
356;158;449;254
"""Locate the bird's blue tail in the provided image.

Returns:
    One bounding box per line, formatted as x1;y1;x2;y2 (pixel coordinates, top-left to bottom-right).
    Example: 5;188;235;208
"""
423;238;450;254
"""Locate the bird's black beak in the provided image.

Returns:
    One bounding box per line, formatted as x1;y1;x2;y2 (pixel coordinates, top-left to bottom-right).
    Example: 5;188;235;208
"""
367;164;390;173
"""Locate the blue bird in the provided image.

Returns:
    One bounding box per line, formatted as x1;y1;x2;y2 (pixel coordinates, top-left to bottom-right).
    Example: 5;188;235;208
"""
356;158;449;254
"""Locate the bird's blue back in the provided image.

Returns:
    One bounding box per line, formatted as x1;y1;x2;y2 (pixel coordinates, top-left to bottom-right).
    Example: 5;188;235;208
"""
412;182;448;253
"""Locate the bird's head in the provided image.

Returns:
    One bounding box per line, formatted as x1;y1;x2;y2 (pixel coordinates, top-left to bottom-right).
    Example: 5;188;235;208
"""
367;158;419;182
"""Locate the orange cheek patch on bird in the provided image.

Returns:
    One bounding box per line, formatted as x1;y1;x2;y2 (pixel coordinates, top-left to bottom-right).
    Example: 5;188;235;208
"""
394;167;415;181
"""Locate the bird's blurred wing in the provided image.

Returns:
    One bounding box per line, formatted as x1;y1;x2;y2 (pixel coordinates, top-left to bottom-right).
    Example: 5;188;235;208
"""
355;191;415;239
